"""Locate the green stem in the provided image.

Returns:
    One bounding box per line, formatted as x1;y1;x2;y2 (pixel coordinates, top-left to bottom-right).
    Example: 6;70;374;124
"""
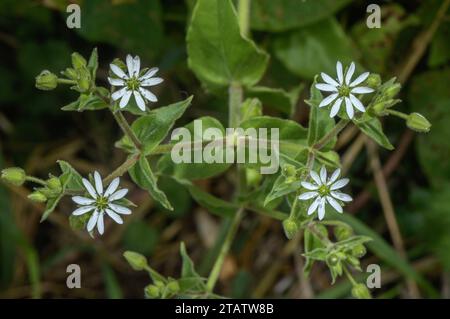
206;207;244;292
386;109;408;120
57;78;76;85
313;119;349;150
112;110;142;150
103;153;140;185
238;0;251;37
25;176;47;186
343;265;358;286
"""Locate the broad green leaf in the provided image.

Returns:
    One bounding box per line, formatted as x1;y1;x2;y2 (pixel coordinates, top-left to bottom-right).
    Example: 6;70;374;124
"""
246;85;302;115
250;0;352;32
240;98;263;122
302;247;328;261
57;160;83;192
123;221;159;256
87;47;98;79
335;235;372;249
101;263;123;299
180;242;201;278
304;228;326;276
117;96;192;155
77;0;163;59
61;92;109;112
129;156;173;210
264;174;302;206
186;0;269;91
355;117;394;150
273;18;356;79
306;77;336;151
157;117;231;180
409;69;450;188
40;193;63;222
187;184;237;218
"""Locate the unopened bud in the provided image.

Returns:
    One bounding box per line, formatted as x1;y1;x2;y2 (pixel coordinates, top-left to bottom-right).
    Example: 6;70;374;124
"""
1;167;26;186
282;164;296;178
167;280;180;293
407;113;431;133
335;225;353;241
47;176;62;193
246;168;262;186
326;252;340;267
77;71;91;92
283;218;300;239
123;251;148;271
71;52;87;70
28;191;47;203
145;284;160;298
351;283;371;299
385;83;401;99
35;70;58;90
366;74;381;88
352;244;367;258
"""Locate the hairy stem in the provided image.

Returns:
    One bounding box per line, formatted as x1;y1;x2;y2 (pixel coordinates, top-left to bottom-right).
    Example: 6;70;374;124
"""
111;110;142;150
313;119;349;150
103;153;140;185
25;176;47;186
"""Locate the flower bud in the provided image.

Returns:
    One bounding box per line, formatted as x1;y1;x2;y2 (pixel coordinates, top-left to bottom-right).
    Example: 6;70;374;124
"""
47;176;62;193
1;167;26;186
351;283;371;299
371;102;388;117
334;225;353;241
366;74;381;88
145;284;160;298
167;280;180;293
35;70;58;91
406;113;431;133
385;83;401;99
28;191;47;203
62;68;78;80
283;218;300;239
71;52;87;70
77;71;91;92
326;252;340;267
246;168;262;187
352;244;367;258
282;164;297;178
123;251;148;271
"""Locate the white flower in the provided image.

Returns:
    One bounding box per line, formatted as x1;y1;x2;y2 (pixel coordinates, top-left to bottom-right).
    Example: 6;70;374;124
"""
108;54;163;111
298;166;352;220
315;61;374;119
71;171;132;235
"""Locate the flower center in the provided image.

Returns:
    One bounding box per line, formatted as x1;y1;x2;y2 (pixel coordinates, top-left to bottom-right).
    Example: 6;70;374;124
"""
318;185;330;197
338;85;350;97
95;196;109;211
126;77;141;91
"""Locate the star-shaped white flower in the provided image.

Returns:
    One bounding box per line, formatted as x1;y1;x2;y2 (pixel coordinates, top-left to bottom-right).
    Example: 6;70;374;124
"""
71;171;132;235
315;61;374;119
108;54;163;111
298;166;352;220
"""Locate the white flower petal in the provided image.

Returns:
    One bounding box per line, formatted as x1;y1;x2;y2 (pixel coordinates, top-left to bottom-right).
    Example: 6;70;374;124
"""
108;203;131;215
345;97;354;119
72;206;95;216
298;191;319;200
345;62;355;85
126;55;135;77
307;197;321;216
319;93;339;108
110;64;128;79
133;91;146;111
72;196;95;205
106;209;123;224
111;87;127;101
330;97;342;118
82;178;97;199
97;212;104;235
141;77;163;87
327;168;341;185
350;72;369;87
331;191;353;202
108;189;128;201
94;171;103;195
133;56;141;77
351;86;374;94
310;171;322;186
321;72;339;86
141;67;159;80
318;197;326;220
315;83;338;92
119;90;132;108
104;178;120;197
301;181;319;190
108;77;125;86
331;178;349;190
326;196;343;213
349;94;366;112
336;61;344;84
139;88;158;102
87;210;99;232
320;166;327;184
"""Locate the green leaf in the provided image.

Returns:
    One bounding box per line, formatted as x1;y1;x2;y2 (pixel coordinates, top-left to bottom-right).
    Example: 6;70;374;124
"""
302;247;328;261
187;0;269;91
118;96;192;155
250;0;352;32
157;117;231;180
240;98;263;122
335;235;372;249
101;263;123;299
40;193;63;222
273;18;356;79
246;85;302;115
187;184;237;218
306;77;336;151
355;117;394;150
76;0;163;59
87;47;98;79
123;221;159;256
61;92;109;112
129;156;173;211
264;174;302;206
304;228;326;276
180;242;201;278
57;160;83;192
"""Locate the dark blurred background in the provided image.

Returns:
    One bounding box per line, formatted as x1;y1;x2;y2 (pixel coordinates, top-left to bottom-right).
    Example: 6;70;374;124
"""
1;0;450;298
